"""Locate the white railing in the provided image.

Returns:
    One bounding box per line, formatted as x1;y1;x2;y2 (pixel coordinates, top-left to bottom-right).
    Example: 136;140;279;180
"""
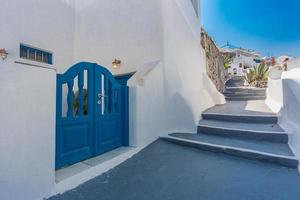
266;68;300;160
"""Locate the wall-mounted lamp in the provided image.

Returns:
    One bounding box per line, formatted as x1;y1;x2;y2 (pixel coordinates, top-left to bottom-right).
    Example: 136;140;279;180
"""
112;59;121;69
0;48;8;60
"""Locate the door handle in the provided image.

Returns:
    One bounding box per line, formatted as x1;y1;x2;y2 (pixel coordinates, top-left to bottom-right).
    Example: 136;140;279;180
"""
98;94;107;98
97;93;106;105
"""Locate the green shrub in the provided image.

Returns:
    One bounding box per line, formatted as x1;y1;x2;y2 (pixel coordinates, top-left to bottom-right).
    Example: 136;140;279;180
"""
244;63;269;87
223;55;233;70
244;69;256;85
255;63;269;81
73;89;88;115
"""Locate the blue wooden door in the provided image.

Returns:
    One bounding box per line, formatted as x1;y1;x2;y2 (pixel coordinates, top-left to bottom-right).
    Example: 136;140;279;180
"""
94;67;125;155
114;72;135;86
56;62;129;169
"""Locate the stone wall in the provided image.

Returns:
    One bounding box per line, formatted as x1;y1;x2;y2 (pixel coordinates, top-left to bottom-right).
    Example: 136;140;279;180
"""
201;29;226;92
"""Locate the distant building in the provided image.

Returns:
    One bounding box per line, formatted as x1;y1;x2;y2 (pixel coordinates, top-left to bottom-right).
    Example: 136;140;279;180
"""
220;42;262;76
261;56;273;66
276;56;295;71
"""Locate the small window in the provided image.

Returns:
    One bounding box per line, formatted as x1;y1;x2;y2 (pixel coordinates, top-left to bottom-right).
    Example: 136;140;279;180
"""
36;50;43;62
20;44;53;65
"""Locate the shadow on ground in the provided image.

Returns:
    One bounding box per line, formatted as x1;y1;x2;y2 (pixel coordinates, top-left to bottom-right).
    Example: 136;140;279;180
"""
49;139;300;200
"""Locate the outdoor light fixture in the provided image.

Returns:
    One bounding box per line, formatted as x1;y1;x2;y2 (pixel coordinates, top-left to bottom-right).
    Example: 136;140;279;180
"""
0;48;8;60
112;59;121;69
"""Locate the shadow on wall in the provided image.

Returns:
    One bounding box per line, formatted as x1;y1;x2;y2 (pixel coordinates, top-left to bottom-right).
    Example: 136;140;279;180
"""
280;79;300;158
202;74;226;106
128;61;166;147
165;93;197;133
128;60;200;147
159;55;204;133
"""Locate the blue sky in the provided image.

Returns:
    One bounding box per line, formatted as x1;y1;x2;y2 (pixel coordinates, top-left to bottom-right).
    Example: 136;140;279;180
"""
201;0;300;57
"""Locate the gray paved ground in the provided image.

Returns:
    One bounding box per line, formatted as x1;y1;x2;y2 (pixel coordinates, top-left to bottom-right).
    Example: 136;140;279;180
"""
49;139;300;200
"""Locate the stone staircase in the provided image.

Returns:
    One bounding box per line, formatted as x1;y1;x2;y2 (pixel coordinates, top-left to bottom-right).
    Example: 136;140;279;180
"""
223;87;266;101
162;90;298;168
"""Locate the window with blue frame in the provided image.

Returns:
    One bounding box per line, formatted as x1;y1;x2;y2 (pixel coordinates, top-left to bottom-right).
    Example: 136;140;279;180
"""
20;44;53;65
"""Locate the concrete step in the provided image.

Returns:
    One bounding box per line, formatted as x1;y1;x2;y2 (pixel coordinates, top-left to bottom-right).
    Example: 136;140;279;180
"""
203;100;275;116
162;133;298;168
224;92;266;97
202;113;278;123
197;119;288;143
225;96;266;101
224;93;266;97
225;87;266;93
224;92;266;96
225;77;245;87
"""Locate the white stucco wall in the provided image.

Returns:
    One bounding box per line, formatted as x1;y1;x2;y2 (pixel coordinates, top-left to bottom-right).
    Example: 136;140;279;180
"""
266;77;283;113
71;0;163;75
128;61;166;146
266;68;300;161
280;78;300;160
161;0;223;133
0;0;76;72
0;1;73;199
0;63;56;200
266;67;284;113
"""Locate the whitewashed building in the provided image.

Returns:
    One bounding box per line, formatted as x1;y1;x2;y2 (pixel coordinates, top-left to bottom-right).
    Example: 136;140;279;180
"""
220;42;261;76
0;1;225;200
